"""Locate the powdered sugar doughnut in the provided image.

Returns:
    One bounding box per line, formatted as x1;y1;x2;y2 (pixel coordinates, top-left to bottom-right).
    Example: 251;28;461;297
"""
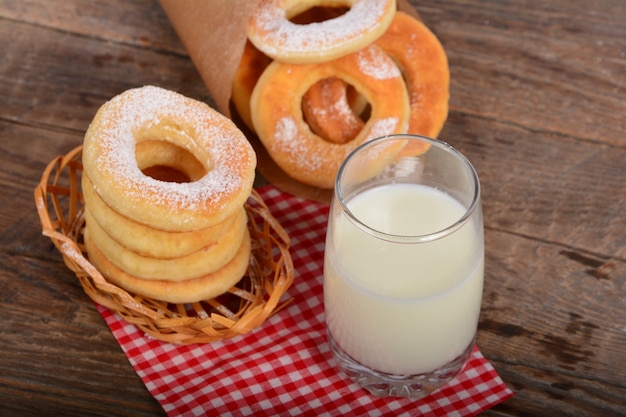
247;0;397;64
250;44;410;189
82;86;256;232
300;12;451;157
231;40;368;140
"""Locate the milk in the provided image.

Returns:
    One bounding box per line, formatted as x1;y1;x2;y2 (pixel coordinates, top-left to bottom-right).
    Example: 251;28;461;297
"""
324;183;484;375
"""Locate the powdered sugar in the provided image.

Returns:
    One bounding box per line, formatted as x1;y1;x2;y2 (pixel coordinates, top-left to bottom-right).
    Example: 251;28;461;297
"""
364;117;401;141
273;116;323;172
271;114;400;178
275;116;299;146
356;46;401;80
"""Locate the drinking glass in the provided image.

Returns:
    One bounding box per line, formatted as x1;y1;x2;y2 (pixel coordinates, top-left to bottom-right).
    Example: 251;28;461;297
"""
323;134;484;399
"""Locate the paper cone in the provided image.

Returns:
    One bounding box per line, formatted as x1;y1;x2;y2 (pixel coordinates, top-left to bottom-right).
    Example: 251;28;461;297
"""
159;0;420;202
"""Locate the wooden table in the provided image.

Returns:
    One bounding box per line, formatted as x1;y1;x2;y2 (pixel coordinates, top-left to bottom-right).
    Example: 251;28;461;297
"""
1;0;624;415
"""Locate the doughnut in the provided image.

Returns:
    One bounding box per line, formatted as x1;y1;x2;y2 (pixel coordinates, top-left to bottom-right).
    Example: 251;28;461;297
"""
299;12;450;156
232;41;368;140
250;44;410;189
82;85;256;232
247;0;397;64
84;228;252;304
233;8;358;131
301;76;365;144
84;206;247;281
374;11;450;152
81;175;243;259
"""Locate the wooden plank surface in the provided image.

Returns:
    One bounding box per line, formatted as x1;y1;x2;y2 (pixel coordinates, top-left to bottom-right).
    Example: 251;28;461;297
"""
1;0;624;415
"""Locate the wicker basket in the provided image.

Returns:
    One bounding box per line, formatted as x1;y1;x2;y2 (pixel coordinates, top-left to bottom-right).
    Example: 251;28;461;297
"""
34;146;294;345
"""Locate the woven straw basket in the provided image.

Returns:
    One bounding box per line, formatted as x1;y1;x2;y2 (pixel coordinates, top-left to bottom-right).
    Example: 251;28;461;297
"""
34;146;295;345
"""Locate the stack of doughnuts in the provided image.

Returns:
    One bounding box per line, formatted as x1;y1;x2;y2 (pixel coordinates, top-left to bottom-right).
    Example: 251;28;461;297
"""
232;0;450;189
82;86;257;304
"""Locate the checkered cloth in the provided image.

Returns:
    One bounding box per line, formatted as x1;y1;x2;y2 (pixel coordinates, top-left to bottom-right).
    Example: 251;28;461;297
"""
97;185;514;416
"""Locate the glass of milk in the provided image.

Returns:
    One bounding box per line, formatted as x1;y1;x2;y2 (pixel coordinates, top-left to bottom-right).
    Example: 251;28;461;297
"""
324;134;484;399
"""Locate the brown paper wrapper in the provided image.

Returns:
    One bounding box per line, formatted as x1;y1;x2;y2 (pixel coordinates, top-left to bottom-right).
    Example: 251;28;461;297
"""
159;0;420;203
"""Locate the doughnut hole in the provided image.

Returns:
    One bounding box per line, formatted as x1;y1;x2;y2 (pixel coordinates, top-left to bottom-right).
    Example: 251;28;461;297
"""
301;76;371;144
135;139;207;183
290;6;349;24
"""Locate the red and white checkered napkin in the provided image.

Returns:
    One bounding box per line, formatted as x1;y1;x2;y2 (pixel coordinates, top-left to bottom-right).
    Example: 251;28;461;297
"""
97;185;514;416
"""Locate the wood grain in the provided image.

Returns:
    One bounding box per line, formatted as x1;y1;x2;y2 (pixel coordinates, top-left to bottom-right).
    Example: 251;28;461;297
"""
1;0;184;53
443;112;626;258
424;0;626;145
1;0;624;415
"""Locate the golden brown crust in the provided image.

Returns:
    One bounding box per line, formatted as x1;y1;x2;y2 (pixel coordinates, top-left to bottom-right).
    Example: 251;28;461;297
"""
232;40;273;132
81;175;243;259
375;11;449;154
85;227;252;304
84;205;247;281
